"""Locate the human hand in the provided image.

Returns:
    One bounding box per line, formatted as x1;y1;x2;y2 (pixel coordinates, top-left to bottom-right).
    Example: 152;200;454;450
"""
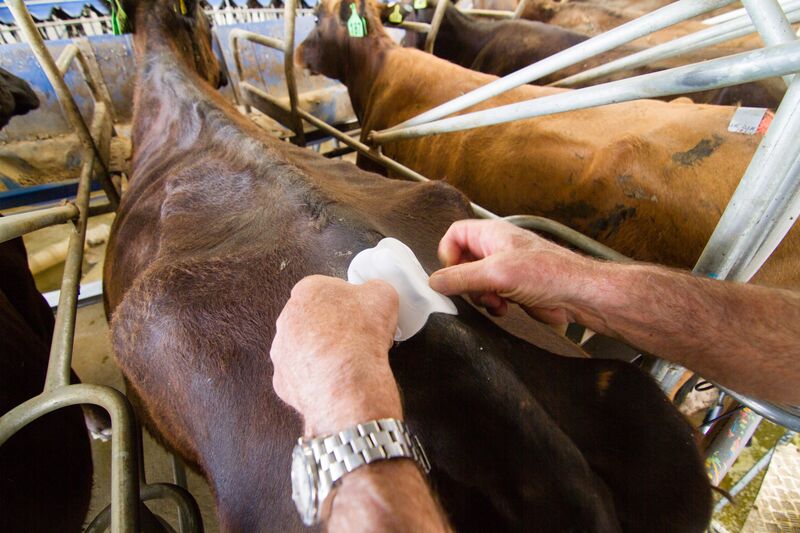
429;219;604;326
271;275;403;437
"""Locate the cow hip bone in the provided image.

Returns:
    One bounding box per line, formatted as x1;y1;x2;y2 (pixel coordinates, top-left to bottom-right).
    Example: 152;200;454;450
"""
347;238;457;341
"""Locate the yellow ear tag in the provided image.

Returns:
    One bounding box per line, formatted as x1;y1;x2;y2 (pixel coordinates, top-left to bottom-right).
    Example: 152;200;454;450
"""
388;4;403;24
413;0;428;9
347;3;367;38
179;0;188;15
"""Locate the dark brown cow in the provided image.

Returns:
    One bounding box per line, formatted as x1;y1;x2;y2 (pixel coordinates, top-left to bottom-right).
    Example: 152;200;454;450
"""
401;3;784;107
105;0;711;531
0;67;39;129
297;0;799;289
516;0;771;54
0;71;93;533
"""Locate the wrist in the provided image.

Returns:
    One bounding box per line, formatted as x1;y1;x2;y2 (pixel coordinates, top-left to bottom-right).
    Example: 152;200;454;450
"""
565;259;633;336
302;383;403;438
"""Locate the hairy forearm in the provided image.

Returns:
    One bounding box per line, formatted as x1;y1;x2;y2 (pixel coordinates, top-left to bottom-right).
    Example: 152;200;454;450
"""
326;461;452;533
575;262;800;405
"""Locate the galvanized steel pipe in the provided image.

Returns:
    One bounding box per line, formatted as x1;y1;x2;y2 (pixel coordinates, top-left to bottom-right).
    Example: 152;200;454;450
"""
424;0;449;54
743;0;798;85
0;204;79;244
370;40;800;144
387;0;736;130
554;1;800;88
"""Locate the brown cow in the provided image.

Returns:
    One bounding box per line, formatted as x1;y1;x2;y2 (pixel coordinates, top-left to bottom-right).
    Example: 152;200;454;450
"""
0;237;94;531
105;0;711;531
400;3;784;107
297;0;798;289
0;67;40;129
516;0;771;53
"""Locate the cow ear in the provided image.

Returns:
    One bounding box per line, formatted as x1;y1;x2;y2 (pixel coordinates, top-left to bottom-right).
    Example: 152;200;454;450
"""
339;0;352;22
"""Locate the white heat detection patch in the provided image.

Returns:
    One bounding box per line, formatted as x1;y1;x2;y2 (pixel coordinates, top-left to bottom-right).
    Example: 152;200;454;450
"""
347;238;458;341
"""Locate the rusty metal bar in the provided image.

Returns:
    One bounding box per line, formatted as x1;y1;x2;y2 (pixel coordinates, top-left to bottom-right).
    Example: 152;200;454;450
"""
0;204;79;244
6;0;120;210
0;384;140;533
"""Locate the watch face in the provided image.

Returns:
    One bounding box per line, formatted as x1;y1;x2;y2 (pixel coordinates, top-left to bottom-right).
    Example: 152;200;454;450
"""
291;444;316;525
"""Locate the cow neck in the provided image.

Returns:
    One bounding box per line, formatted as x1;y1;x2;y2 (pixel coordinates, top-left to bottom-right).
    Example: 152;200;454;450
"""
340;31;394;122
129;9;206;168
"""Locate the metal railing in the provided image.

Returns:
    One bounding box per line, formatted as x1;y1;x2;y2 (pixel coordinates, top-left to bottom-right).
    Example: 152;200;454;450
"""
0;1;203;531
230;0;800;487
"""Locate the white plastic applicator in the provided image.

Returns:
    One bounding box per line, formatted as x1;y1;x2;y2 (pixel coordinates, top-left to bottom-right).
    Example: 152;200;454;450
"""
347;237;458;341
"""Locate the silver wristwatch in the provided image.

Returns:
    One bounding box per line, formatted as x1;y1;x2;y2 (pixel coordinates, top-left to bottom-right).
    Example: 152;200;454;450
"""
291;418;431;526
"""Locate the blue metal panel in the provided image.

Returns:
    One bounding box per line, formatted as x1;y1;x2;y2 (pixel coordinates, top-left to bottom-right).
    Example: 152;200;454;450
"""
0;177;102;209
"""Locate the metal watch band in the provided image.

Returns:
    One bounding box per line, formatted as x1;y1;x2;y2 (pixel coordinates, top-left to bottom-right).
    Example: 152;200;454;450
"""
307;418;431;494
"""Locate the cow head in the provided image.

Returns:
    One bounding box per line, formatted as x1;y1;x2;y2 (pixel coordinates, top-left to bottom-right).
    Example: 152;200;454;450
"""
296;0;393;81
0;68;40;130
121;0;228;89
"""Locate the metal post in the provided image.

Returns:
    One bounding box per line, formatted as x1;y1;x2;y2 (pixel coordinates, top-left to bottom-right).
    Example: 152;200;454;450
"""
283;0;305;145
742;0;798;85
369;41;800;143
694;76;800;284
386;0;736;130
6;0;120;210
705;407;763;486
713;430;795;513
424;0;449;54
0;384;140;533
512;0;529;19
703;0;794;25
553;2;800;88
44;151;93;390
0;204;80;244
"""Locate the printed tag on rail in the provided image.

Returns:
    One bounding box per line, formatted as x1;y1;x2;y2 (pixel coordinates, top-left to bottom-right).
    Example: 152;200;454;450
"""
728;107;773;135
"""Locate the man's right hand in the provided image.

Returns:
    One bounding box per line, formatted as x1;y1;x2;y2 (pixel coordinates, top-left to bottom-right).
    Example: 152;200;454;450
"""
429;219;608;327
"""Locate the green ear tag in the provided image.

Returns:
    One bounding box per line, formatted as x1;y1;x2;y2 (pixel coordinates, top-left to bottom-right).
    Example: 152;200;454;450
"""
347;3;366;38
413;0;428;9
111;0;129;35
388;4;403;24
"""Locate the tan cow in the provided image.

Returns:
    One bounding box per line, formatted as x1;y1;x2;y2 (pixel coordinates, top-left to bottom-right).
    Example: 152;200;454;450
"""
297;0;798;288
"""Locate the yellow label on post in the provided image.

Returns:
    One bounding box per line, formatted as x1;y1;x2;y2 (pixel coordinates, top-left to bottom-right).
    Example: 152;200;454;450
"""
414;0;428;9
